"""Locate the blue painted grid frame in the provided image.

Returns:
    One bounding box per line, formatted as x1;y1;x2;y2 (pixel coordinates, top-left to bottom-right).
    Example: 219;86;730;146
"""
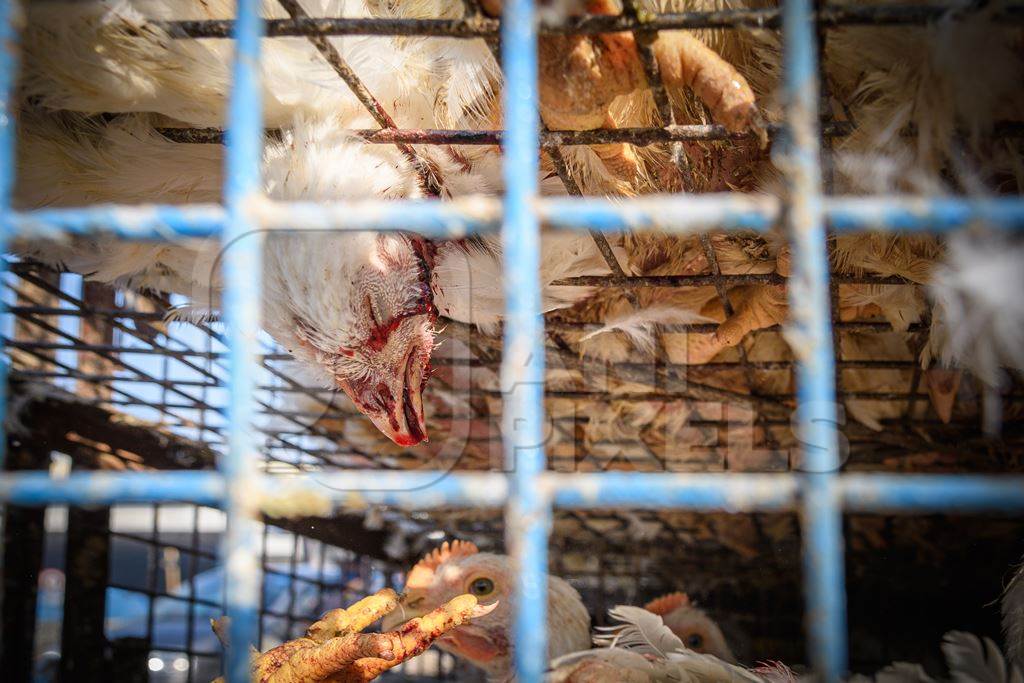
1;0;1024;682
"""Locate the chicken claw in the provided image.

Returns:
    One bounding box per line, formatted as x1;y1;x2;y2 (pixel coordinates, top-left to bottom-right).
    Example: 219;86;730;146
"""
686;285;788;365
212;588;496;682
482;0;759;134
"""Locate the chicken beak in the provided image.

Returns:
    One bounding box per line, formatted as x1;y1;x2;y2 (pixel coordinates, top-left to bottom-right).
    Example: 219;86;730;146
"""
337;344;429;448
369;350;428;447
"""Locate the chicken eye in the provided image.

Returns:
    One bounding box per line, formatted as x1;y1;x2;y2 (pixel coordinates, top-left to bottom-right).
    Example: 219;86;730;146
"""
686;634;703;649
468;577;494;597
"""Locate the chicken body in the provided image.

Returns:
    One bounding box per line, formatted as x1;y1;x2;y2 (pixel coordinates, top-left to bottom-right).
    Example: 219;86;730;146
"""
550;604;795;683
552;586;1024;683
16;0;684;445
380;541;592;682
17;113;448;444
17;0;1024;447
848;633;1023;683
18;0;505;445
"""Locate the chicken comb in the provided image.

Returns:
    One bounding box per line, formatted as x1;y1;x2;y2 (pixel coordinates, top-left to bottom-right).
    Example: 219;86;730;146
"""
644;592;691;616
405;540;480;589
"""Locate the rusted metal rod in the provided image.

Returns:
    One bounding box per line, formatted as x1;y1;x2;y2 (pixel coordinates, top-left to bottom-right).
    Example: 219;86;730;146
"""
155;5;1024;39
156;121;861;146
274;0;446;197
549;272;914;287
156;121;1024;147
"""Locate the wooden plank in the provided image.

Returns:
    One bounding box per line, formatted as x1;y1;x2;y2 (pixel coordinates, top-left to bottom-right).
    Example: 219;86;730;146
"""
8;379;217;471
58;506;112;683
60;284;115;682
76;282;117;401
2;273;62;679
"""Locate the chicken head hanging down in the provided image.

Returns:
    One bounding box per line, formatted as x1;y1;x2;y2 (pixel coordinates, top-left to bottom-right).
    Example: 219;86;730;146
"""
16;0;762;447
268;232;436;446
15;111;616;448
16;112;446;447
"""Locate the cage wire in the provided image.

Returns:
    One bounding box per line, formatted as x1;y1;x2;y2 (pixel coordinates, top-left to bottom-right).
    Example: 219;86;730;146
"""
2;0;1024;681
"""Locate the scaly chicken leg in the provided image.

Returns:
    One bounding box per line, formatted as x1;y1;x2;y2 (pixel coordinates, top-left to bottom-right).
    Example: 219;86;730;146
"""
212;588;495;682
483;0;757;132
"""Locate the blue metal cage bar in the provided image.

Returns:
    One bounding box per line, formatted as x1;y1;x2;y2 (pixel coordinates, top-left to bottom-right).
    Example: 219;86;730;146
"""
778;0;846;675
0;0;18;471
500;1;552;679
7;470;1024;513
11;194;1024;241
2;0;1024;680
220;0;265;678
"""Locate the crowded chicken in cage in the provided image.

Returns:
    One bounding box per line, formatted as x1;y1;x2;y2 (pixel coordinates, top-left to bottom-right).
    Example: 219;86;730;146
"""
3;0;1024;680
232;540;1024;681
13;0;1024;448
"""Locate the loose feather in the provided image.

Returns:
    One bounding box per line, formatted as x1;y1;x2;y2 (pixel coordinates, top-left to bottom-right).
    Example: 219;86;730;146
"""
580;306;714;356
924;234;1024;387
593;605;685;658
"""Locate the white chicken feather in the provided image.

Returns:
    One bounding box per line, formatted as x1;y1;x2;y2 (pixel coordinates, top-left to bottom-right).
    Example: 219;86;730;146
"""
593;605;690;658
15;108;610;445
551;604;783;683
924;233;1024;388
23;0;499;131
432;232;621;336
579;305;715;356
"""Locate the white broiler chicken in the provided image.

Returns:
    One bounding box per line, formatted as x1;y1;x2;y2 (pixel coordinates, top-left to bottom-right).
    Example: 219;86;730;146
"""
15;111;615;444
15;0;763;445
16;0;512;446
552;609;1024;683
17;112;460;445
379;540;593;682
549;604;797;683
18;0;1024;447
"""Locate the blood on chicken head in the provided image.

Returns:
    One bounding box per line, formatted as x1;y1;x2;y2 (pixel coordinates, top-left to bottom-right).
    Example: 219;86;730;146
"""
264;231;436;447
